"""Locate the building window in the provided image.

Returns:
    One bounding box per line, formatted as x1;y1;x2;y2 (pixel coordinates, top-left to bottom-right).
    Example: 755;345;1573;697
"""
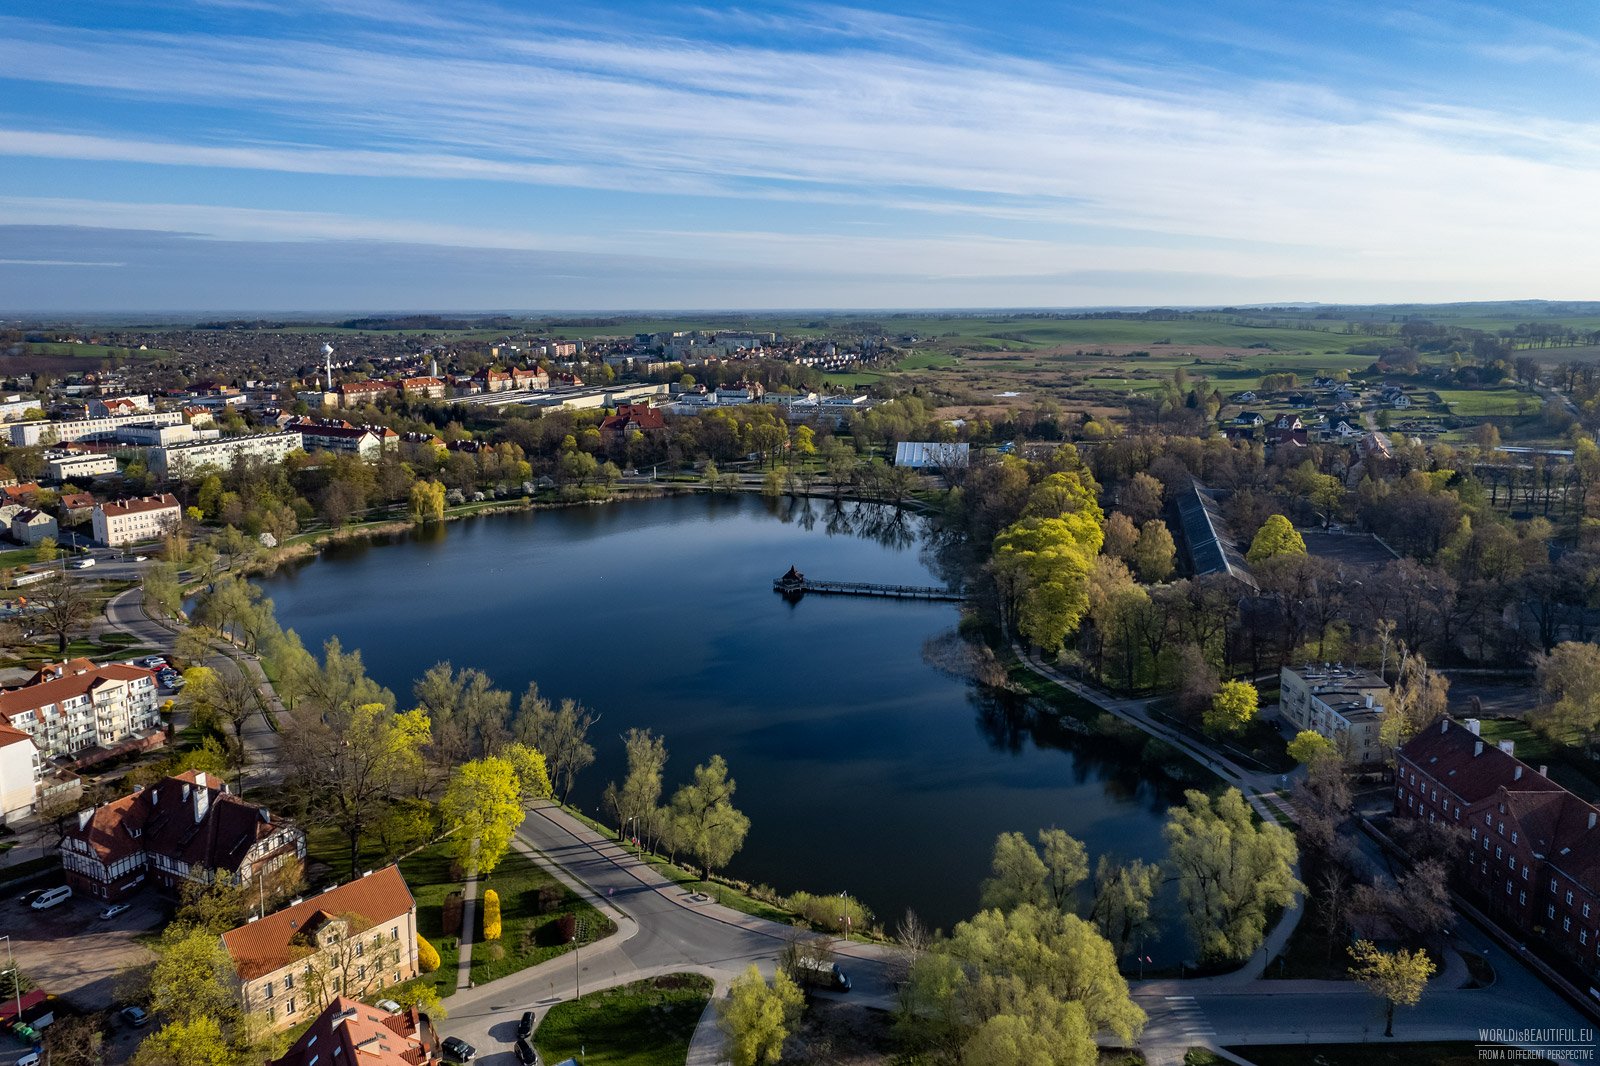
1567;891;1575;905
1584;930;1590;946
268;1007;276;1023
1549;905;1557;919
391;926;399;942
1523;867;1529;880
284;973;293;990
264;981;274;1000
287;997;296;1015
1520;891;1527;905
1564;917;1571;932
356;941;363;957
1511;832;1518;844
1586;904;1592;919
1472;827;1479;840
1495;847;1502;860
1552;880;1560;893
1506;881;1513;894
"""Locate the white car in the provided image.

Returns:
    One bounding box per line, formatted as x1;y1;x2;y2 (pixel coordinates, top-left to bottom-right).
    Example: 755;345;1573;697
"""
100;902;131;920
375;998;402;1014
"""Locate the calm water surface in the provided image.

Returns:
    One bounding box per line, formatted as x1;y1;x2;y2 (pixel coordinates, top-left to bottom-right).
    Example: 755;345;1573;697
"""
258;494;1184;945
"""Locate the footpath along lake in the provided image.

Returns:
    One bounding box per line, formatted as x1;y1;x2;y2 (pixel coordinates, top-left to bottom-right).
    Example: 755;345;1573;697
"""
258;493;1192;947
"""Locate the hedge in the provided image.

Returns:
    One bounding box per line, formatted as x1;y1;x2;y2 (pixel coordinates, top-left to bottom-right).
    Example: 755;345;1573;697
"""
417;934;440;973
482;889;502;941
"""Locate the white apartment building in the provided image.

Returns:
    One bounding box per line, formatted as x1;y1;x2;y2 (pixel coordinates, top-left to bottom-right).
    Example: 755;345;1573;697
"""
151;431;303;480
92;493;182;547
0;725;39;825
88;395;153;417
0;659;161;763
116;422;206;447
0;398;42;424
10;410;184;447
47;453;118;481
1278;664;1389;765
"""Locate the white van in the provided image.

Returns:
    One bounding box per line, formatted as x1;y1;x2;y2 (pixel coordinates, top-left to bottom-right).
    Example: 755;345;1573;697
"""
30;885;71;910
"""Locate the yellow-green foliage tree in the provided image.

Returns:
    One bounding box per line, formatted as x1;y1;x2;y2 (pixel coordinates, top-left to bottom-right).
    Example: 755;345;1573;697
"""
718;964;805;1066
1245;514;1306;563
409;479;446;524
1348;939;1436;1037
1203;680;1258;735
441;756;525;877
417;934;440;973
1165;789;1301;963
993;461;1107;651
481;889;502;941
1287;730;1338;766
1131;520;1176;583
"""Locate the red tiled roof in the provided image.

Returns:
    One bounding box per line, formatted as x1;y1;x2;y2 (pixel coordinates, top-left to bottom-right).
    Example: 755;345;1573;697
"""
222;866;414;981
0;723;33;750
269;996;435;1066
0;659;154;722
65;769;289;874
100;493;180;518
1400;718;1565;805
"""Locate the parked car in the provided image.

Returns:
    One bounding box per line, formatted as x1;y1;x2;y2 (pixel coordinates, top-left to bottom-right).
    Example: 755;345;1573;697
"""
70;557;96;569
17;1049;41;1066
138;656;168;669
517;1011;535;1039
441;1036;476;1062
30;885;71;910
514;1036;540;1065
100;902;131;920
16;888;47;907
374;999;401;1014
120;1006;151;1028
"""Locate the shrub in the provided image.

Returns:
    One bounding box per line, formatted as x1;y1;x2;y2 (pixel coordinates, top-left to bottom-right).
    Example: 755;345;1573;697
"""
417;935;440;974
535;884;564;914
483;942;505;961
783;891;873;934
481;889;501;941
554;912;577;943
442;891;464;937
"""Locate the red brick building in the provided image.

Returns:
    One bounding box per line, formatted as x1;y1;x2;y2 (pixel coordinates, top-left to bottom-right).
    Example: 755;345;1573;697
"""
1396;718;1600;976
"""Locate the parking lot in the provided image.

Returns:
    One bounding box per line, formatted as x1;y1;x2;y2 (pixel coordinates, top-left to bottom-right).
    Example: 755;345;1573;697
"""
5;883;162;1015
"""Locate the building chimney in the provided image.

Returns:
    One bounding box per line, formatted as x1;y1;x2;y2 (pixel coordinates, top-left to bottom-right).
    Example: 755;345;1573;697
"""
1365;693;1375;709
1590;812;1598;830
77;808;92;831
1498;740;1515;756
1540;765;1550;777
1441;719;1450;734
1514;766;1523;781
194;771;206;788
181;783;190;802
1474;741;1484;757
194;785;209;823
1465;718;1481;736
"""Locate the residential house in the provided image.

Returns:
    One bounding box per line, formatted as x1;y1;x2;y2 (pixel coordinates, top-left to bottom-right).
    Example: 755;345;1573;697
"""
9;509;57;546
1231;411;1265;428
0;658;162;765
61;769;305;903
1359;431;1394;461
1396;718;1600;979
267;997;439;1066
1330;419;1363;440
58;492;95;519
1229;391;1258;403
286;418;395;460
599;403;667;445
472;367;515;393
222;865;419;1030
1265;414;1308;448
47;452;117;482
0;484;40;505
1278;664;1387;765
92;494;182;547
510;366;549;391
88;396;152;417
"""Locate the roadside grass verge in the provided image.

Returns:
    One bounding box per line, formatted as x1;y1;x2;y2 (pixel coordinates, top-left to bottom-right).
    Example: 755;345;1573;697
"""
535;973;713;1066
470;846;615;986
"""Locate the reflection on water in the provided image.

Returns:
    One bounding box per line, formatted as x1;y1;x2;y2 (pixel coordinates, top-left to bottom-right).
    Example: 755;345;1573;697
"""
259;493;1183;951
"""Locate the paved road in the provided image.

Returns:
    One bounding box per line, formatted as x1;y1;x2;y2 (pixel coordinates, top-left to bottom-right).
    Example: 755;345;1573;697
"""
436;803;898;1064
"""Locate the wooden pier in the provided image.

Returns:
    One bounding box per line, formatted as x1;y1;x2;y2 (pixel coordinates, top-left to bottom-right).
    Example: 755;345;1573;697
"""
774;566;966;602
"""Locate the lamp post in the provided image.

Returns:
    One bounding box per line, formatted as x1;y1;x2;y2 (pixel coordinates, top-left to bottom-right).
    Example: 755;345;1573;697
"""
838;891;851;945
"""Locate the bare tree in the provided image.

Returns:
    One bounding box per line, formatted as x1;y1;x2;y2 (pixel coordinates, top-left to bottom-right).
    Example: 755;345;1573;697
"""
31;570;93;652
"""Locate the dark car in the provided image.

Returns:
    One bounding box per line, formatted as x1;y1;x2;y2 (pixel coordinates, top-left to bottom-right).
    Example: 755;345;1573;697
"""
514;1036;540;1065
16;888;47;907
517;1011;535;1039
441;1036;476;1062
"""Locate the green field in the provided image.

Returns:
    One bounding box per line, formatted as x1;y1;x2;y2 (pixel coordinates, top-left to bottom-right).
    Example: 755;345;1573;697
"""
23;341;167;358
1431;388;1537;416
535;974;713;1066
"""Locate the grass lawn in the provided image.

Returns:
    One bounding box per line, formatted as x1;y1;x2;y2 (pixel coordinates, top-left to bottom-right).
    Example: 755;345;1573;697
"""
398;840;465;1000
470;846;616;985
534;973;713;1066
1228;1043;1512;1066
1432;388;1535;417
1475;718;1600;803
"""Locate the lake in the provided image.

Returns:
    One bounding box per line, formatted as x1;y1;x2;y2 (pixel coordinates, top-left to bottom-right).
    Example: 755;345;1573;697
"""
256;493;1186;945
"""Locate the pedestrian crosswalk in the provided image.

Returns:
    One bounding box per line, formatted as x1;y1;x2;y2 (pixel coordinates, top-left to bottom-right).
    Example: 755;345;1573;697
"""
1162;995;1216;1038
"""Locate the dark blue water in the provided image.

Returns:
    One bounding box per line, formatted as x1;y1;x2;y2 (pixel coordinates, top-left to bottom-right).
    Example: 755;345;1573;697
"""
257;494;1184;946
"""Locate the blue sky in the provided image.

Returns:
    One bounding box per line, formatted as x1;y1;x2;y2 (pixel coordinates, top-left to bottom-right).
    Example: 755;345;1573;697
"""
1;0;1597;312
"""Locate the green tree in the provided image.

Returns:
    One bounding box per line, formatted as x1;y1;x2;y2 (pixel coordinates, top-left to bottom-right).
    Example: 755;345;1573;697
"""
899;903;1144;1066
132;1017;239;1066
1245;514;1306;563
1203;680;1258;735
1534;641;1600;751
1165;788;1301;963
668;754;751;881
992;515;1103;650
441;755;525;876
150;927;241;1026
1088;856;1159;962
1380;650;1450;755
1131;520;1176;583
34;534;57;564
1348;939;1436;1037
1287;729;1338;766
605;728;667;846
499;741;554;807
409;479;446;523
142;560;184;621
183;665;260;755
718;964;804;1066
979;831;1049;912
32;568;93;651
513;685;595;804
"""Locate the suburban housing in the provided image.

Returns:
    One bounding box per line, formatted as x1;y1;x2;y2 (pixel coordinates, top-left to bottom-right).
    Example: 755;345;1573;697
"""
222;864;419;1030
0;658;162;765
60;769;306;902
267;997;439;1066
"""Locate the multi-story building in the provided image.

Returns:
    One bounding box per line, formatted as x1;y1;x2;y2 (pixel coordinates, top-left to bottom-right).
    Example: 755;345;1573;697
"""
397;376;448;400
61;769;306;902
0;397;42;424
92;493;182;547
0;658;161;764
116;422;203;447
9;508;57;546
284;419;394;460
222;865;419;1030
1396;718;1600;979
1278;664;1387;765
46;452;117;481
337;381;391;409
267;998;439;1066
0;724;39;825
88;395;152;417
9;410;183;447
151;431;303;480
